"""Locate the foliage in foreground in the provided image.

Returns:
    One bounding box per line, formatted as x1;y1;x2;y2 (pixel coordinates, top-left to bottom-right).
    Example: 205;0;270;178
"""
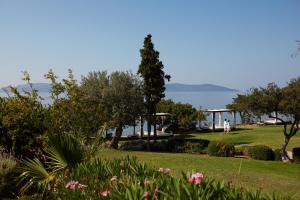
19;155;290;200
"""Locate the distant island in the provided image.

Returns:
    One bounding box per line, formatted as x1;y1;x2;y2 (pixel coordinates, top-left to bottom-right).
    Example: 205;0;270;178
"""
1;83;51;93
1;82;238;93
166;83;238;92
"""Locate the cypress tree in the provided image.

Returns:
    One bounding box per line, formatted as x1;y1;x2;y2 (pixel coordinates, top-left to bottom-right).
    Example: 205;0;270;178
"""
138;34;170;145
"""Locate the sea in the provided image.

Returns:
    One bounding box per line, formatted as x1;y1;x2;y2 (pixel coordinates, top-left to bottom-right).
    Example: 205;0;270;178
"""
0;90;240;135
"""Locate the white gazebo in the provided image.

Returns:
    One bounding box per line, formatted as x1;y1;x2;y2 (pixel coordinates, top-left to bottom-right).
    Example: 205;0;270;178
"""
203;109;236;132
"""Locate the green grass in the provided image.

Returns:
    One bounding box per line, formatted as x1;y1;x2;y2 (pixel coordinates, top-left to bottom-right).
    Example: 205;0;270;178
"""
191;125;300;150
98;126;300;199
99;149;300;199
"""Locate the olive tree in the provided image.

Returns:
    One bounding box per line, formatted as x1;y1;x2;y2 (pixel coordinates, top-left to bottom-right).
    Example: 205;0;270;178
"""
80;71;144;149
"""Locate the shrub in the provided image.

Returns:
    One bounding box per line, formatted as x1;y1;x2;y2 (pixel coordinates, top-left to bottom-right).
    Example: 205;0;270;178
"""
167;138;209;154
119;140;146;151
234;146;244;156
0;149;19;198
274;149;282;161
150;141;168;152
207;141;235;157
248;145;274;160
292;147;300;163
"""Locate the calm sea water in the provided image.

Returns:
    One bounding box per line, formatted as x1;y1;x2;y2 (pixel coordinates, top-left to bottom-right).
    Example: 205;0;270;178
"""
0;91;240;135
0;91;238;109
165;91;238;109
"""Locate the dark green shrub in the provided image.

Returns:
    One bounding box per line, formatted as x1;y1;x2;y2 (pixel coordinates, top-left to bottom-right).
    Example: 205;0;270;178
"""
167;138;209;153
183;142;206;154
207;141;235;157
292;147;300;163
274;149;282;161
119;140;146;151
248;145;274;160
150;141;168;152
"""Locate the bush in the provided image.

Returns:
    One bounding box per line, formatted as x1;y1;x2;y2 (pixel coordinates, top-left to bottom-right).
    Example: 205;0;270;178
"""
248;145;274;160
167;138;209;154
119;140;146;151
292;147;300;163
0;149;19;198
234;146;244;156
274;149;282;161
150;141;168;152
207;141;235;157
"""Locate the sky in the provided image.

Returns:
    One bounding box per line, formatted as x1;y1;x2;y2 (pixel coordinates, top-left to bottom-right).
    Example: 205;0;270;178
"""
0;0;299;90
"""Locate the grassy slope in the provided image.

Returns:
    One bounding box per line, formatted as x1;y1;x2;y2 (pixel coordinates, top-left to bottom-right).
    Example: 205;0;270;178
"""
99;126;300;199
100;149;300;199
191;125;300;150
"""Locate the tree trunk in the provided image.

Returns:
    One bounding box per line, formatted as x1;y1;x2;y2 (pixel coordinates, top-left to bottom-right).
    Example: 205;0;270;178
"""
140;116;144;138
147;117;151;151
281;135;292;162
154;113;157;142
133;120;136;136
109;124;123;149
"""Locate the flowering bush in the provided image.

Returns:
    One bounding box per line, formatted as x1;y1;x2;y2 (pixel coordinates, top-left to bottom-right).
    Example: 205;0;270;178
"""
50;156;289;200
188;173;204;185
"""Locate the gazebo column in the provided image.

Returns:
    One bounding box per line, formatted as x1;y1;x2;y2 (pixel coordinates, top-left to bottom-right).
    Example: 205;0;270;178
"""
232;111;236;127
212;112;216;132
218;112;222;128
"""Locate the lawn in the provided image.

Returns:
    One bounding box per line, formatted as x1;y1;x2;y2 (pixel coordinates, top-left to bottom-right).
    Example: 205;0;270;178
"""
191;125;300;150
99;126;300;199
99;149;300;199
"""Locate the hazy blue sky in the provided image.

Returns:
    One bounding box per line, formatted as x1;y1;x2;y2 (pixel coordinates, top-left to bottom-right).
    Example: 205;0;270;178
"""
0;0;299;90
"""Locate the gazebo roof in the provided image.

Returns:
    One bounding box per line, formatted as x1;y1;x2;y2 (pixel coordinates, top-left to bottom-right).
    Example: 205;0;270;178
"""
203;109;233;113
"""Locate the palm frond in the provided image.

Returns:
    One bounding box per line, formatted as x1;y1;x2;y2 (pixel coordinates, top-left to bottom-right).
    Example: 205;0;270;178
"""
18;158;54;195
46;133;84;171
85;124;106;160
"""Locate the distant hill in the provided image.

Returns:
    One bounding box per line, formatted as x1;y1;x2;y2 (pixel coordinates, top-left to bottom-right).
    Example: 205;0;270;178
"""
166;83;238;92
1;82;238;93
1;83;51;93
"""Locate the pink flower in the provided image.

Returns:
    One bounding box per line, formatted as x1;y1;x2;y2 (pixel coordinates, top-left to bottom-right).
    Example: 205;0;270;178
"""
100;190;110;197
65;180;87;190
154;187;159;195
143;191;151;199
110;176;118;181
188;173;204;185
188;176;194;184
65;180;78;190
78;183;87;189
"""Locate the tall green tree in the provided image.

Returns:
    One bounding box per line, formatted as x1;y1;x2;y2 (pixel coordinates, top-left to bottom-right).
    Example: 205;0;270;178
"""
227;94;253;124
260;83;283;122
277;78;300;161
138;34;170;144
80;71;144;149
